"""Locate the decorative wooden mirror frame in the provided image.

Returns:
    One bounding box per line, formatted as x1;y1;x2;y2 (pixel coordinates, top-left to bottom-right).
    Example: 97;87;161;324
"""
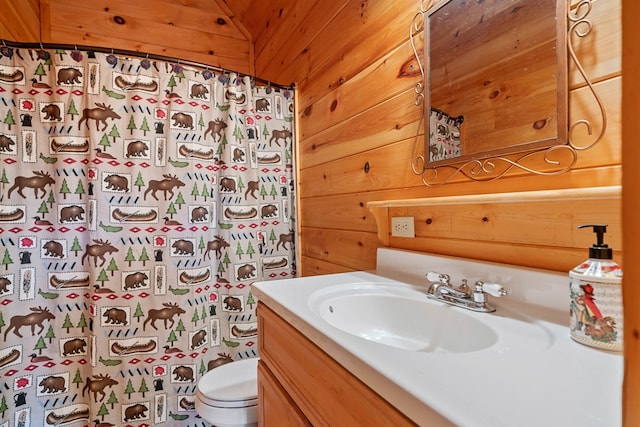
410;0;606;186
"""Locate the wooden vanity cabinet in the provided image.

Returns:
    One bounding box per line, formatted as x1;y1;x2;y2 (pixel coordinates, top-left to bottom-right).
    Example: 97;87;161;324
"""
258;361;311;426
257;302;416;426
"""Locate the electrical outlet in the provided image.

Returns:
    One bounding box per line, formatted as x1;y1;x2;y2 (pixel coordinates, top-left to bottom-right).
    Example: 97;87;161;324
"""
391;216;415;238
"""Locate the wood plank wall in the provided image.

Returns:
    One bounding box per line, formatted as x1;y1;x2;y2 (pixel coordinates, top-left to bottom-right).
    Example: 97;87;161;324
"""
254;0;622;276
0;0;254;75
0;0;40;41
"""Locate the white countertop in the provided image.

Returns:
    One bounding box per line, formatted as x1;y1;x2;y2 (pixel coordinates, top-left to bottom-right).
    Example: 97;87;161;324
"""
253;249;622;427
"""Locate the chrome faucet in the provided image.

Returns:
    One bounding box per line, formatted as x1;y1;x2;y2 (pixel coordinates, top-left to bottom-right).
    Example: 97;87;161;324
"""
425;271;507;313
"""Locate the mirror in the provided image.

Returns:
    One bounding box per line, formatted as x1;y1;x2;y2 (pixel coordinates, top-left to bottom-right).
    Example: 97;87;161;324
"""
408;0;612;186
425;0;567;165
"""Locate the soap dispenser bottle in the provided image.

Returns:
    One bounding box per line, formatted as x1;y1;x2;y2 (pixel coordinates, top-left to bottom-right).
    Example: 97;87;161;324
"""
569;224;623;352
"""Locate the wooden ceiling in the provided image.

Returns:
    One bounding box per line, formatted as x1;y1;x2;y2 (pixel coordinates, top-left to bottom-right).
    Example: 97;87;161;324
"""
0;0;288;76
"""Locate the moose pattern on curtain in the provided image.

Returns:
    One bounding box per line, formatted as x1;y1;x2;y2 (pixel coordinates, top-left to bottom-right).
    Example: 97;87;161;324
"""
0;46;296;426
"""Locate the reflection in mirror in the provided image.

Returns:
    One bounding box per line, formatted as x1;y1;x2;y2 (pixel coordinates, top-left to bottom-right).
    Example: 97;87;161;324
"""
410;0;606;186
428;0;564;164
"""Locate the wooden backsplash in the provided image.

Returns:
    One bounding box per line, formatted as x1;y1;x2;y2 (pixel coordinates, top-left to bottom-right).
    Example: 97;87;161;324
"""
369;186;622;273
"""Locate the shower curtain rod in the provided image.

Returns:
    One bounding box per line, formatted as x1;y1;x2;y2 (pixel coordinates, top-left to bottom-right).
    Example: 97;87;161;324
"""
1;39;295;90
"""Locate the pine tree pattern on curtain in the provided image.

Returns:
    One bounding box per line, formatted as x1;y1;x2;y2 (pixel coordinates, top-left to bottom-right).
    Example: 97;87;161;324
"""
0;46;296;426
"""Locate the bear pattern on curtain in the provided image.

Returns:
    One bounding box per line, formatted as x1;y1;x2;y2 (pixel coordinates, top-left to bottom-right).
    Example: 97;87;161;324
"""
0;46;296;426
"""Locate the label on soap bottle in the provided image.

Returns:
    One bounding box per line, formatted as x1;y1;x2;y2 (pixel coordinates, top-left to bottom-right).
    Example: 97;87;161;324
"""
569;260;623;352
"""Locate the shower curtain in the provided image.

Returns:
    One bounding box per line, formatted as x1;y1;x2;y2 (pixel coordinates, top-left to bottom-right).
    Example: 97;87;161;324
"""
0;46;296;426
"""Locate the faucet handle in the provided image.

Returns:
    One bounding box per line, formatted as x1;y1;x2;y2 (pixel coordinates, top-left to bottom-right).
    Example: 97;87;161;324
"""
426;271;450;284
480;282;507;297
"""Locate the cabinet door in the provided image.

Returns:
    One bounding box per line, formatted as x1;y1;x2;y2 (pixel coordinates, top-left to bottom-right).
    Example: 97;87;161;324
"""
258;360;311;426
258;302;417;426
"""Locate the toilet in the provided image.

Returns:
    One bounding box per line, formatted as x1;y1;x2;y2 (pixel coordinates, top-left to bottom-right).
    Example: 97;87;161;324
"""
195;357;259;427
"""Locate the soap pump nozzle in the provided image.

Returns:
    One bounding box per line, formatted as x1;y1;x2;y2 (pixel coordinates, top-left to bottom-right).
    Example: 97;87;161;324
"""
577;224;612;260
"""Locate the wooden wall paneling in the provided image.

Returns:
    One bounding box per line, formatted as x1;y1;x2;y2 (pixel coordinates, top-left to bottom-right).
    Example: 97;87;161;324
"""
304;163;621;233
384;163;620;211
0;0;40;41
221;0;278;42
255;0;349;82
569;0;621;88
45;0;248;40
255;0;350;83
301;132;620;201
387;234;590;273
299;39;422;139
264;1;417;88
568;77;622;167
27;0;40;18
302;0;619;186
296;0;620;195
44;26;252;74
300;175;608;236
45;2;248;50
388;199;622;251
366;187;622;273
206;0;255;74
300;138;422;199
300;255;355;277
294;2;420;109
42;0;252;73
413;35;622;182
297;180;629;258
39;0;51;44
301;193;379;234
300;228;380;272
299;88;422;169
419;163;623;194
298;72;621;269
251;0;320;62
99;0;245;39
213;0;253;40
299;112;620;202
296;56;620;201
299;186;460;234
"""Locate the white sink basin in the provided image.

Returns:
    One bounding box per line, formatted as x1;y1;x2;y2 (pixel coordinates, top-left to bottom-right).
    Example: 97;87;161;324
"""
256;250;623;427
308;282;497;352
